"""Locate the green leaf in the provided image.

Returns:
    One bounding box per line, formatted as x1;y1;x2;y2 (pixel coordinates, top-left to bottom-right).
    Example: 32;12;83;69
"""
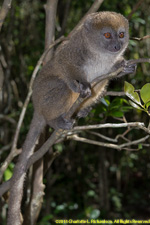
129;100;143;110
145;101;150;110
4;169;12;181
140;83;150;104
110;111;124;117
4;163;14;181
124;81;141;105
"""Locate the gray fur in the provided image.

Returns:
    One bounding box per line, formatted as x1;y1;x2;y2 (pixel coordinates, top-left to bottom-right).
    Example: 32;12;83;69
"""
32;11;130;129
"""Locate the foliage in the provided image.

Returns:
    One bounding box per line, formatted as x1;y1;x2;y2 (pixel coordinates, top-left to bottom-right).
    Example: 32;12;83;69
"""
124;82;150;115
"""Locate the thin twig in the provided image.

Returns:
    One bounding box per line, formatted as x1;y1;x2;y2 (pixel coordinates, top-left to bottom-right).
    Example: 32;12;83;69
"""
120;135;150;148
68;134;149;151
92;67;123;85
91;58;150;86
116;128;132;142
68;134;121;150
127;58;150;65
87;131;118;143
74;122;146;131
131;35;150;41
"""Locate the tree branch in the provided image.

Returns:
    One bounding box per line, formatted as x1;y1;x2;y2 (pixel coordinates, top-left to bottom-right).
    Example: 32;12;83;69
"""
68;134;121;150
0;0;12;32
1;119;150;197
23;1;60;223
87;130;118;143
74;122;148;132
0;179;10;196
44;0;59;63
120;135;150;148
69;0;104;37
85;0;104;14
131;35;150;41
68;134;149;151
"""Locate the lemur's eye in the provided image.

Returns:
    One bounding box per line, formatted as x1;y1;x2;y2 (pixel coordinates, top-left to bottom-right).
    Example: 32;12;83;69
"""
119;32;124;38
104;32;111;39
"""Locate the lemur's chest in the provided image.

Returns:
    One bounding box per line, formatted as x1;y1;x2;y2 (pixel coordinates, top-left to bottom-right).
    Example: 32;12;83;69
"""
83;54;117;83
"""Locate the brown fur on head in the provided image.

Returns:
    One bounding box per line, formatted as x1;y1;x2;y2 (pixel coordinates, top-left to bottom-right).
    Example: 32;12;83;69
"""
85;11;129;31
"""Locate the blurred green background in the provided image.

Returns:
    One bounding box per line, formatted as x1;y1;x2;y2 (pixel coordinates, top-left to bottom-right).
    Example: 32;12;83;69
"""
0;0;150;224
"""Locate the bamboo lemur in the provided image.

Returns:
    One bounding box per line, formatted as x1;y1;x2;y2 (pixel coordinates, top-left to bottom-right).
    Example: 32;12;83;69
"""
32;11;136;132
